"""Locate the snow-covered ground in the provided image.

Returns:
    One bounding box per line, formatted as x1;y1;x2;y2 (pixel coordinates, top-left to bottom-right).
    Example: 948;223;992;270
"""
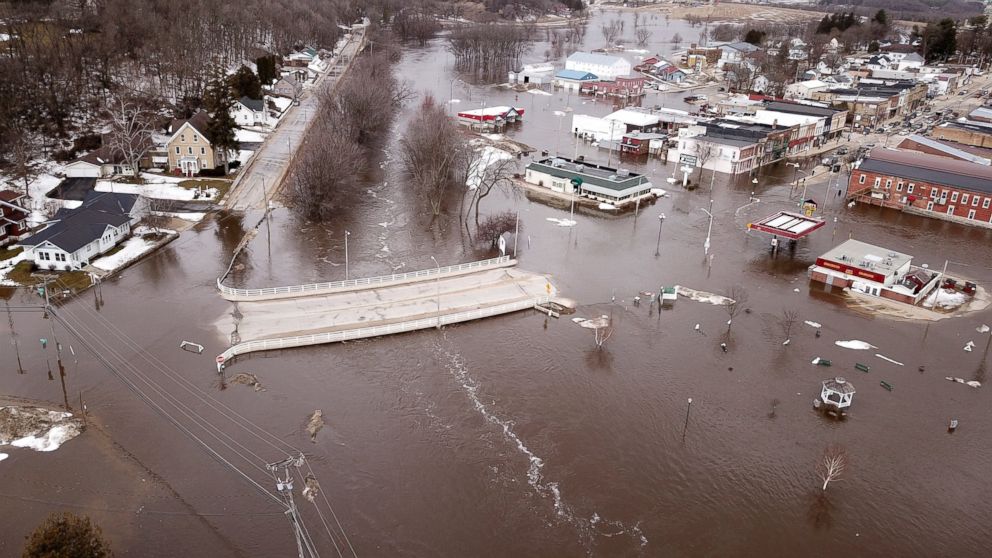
270;96;292;113
235;128;267;143
151;211;206;222
90;235;158;271
0;406;83;456
466;145;514;190
95;179;218;201
0;250;28;286
923;288;968;309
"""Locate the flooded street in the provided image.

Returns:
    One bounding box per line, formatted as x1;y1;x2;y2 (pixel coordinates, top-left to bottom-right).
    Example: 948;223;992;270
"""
3;11;992;557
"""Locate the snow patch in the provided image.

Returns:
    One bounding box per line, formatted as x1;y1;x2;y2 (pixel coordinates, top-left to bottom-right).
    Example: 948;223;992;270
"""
677;286;733;306
466;146;514;190
0;453;7;462
598;202;617;210
90;235;158;271
527;89;552;96
151;211;206;222
0;407;83;454
546;217;576;227
923;288;968;309
804;320;822;328
835;340;877;350
875;354;904;366
234;128;267;143
96;180;218;201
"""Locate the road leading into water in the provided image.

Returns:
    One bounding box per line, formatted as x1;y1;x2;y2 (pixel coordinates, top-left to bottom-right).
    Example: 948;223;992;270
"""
224;28;365;212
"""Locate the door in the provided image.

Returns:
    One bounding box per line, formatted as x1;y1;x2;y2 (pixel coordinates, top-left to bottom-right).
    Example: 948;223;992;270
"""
968;209;976;219
947;205;955;215
926;201;934;211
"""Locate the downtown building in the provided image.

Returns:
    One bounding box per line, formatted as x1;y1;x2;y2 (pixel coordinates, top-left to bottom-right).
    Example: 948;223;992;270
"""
847;148;992;228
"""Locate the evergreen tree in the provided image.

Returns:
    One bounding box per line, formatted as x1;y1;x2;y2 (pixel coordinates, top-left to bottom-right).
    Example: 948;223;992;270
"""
203;70;239;174
744;29;766;45
872;10;889;28
23;512;112;558
925;18;958;62
229;65;261;99
868;40;880;53
255;55;278;85
816;15;832;34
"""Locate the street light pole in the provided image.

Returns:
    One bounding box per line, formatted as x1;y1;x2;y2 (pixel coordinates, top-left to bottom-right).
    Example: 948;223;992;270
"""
344;230;350;280
700;200;714;256
430;256;441;329
655;213;666;257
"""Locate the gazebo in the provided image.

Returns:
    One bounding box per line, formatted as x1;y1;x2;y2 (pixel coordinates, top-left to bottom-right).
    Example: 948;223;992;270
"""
820;377;856;410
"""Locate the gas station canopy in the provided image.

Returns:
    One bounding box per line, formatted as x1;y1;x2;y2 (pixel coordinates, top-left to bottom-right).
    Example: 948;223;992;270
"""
748;210;826;240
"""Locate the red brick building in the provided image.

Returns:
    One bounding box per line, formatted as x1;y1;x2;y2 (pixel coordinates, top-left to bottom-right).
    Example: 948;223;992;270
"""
847;149;992;227
580;76;646;98
0;189;30;246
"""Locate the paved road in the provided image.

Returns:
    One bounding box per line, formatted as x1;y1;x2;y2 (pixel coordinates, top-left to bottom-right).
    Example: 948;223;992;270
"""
231;267;551;341
224;29;365;212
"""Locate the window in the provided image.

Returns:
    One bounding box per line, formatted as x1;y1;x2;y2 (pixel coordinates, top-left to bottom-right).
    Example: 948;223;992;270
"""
947;206;955;215
188;147;193;154
873;177;881;188
858;174;866;184
175;146;180;154
193;135;198;142
961;193;968;204
885;179;892;189
200;147;206;155
907;183;915;194
984;198;991;209
968;209;976;219
181;134;185;142
896;183;903;192
951;192;959;203
972;195;980;207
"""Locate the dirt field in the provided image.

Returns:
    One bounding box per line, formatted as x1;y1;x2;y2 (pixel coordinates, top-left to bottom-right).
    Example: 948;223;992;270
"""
617;1;926;27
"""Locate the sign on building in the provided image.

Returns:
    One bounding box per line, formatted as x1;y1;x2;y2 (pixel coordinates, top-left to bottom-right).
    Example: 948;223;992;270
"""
679;154;698;166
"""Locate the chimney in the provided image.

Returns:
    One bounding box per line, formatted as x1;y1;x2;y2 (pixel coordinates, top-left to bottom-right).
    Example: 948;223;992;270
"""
773;119;778;130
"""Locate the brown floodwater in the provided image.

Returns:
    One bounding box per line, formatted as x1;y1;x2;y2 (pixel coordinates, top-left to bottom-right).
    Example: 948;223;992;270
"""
3;11;992;557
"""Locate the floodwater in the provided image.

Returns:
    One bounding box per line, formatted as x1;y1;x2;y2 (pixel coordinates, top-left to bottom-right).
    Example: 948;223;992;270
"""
3;10;992;557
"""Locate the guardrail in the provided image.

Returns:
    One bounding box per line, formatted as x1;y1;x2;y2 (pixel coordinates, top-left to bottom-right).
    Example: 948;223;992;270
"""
217;295;548;367
217;256;512;300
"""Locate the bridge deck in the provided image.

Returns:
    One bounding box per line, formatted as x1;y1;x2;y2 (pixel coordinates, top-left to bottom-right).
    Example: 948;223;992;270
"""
216;265;554;365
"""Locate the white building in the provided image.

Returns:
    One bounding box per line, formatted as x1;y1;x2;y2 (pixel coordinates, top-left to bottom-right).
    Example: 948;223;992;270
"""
571;109;661;141
523;156;653;203
231;97;268;127
565;52;632;81
509;63;555;86
669;126;761;176
20;192;147;271
785;79;831;100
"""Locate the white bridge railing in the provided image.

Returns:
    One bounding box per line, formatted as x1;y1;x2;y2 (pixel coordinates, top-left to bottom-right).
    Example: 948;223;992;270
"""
217;295;549;367
217;256;512;300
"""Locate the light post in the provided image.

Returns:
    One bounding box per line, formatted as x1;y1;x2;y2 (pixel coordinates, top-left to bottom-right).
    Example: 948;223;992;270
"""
700;200;714;256
681;397;693;443
734;191;760;217
788;162;810;200
344;230;350;280
655;213;666;257
430;256;441;329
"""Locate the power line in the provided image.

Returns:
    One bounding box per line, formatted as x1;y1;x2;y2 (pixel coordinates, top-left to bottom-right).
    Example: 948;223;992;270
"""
0;492;286;517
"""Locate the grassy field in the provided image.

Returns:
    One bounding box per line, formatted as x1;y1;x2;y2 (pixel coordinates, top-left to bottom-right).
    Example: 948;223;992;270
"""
0;246;23;262
3;261;92;292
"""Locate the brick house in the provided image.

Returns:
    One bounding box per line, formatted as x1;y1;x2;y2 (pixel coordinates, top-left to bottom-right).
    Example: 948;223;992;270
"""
0;189;30;246
847;149;992;227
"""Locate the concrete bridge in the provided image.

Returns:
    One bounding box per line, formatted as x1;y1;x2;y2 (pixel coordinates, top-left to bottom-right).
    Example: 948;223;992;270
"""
215;257;556;367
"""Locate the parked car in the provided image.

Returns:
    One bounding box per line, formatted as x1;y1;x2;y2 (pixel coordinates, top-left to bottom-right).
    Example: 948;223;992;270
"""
837;146;849;155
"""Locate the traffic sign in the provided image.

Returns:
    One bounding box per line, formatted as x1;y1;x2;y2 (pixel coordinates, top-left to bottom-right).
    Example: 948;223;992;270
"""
679;154;698;166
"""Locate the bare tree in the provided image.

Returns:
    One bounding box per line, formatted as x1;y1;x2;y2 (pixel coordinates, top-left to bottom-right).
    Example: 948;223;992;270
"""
287;129;363;222
671;32;683;46
476;210;520;248
723;286;748;331
693;140;715;184
8;131;39;197
400;94;464;221
107;96;153;178
635;28;653;47
601;19;623;46
465;153;516;228
779;309;799;345
816;444;848;491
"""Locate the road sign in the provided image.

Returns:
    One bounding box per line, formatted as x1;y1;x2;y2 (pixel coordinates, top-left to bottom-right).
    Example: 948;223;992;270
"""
679;154;698;166
216;355;225;364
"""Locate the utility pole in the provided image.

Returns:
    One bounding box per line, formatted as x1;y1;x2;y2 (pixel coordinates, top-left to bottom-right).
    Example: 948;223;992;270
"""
344;230;350;280
430;256;441;329
268;455;318;558
655;213;666;257
5;301;25;374
682;397;693;443
43;281;70;410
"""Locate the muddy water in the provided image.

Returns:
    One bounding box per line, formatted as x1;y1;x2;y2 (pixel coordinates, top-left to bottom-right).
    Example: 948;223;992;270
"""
3;12;992;557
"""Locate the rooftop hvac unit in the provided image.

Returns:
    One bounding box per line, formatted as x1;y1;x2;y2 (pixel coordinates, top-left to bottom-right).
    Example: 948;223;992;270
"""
617;169;630;177
575;164;585;172
608;174;618;180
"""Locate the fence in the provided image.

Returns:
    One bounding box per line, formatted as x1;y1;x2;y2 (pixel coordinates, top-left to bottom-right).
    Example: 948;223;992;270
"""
217;256;512;300
217;295;548;366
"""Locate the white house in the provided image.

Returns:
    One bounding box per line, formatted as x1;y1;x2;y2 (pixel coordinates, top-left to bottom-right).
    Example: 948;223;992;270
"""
62;144;144;178
571;109;661;141
231;96;268;127
785;79;831;100
565;52;632;81
670;126;761;175
717;42;761;69
509;63;555;85
20;192;147;271
896;52;925;72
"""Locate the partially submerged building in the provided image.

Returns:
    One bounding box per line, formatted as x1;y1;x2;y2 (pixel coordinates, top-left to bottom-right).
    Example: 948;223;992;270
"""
808;238;940;304
523;156;653;204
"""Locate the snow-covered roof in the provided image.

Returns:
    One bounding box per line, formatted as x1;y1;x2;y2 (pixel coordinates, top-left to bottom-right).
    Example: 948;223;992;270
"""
567;52;629;67
556;69;598;81
605;109;660;127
